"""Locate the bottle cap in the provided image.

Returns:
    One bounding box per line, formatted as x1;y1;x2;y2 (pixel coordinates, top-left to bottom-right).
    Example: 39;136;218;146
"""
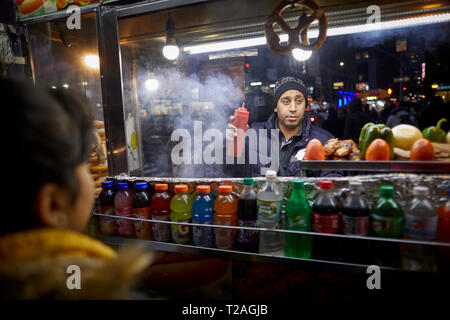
174;184;188;193
218;185;233;194
101;181;114;189
380;185;394;196
155;184;168;191
135;182;148;190
292;180;304;189
265;170;277;179
197;185;211;193
117;182;129;190
319;180;333;190
413;186;429;197
243;178;254;185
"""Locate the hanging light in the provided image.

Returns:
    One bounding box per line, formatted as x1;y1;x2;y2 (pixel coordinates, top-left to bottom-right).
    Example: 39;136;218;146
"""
84;55;99;69
292;48;312;61
163;13;180;60
145;78;159;91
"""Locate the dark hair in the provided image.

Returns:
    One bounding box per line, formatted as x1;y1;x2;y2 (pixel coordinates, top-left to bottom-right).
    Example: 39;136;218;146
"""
1;77;93;235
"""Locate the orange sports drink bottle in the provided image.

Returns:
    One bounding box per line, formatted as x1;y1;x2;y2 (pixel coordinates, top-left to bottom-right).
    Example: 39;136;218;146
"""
227;102;249;158
214;185;238;249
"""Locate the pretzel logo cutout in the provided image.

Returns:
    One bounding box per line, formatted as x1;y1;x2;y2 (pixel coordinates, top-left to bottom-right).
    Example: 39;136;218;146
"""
264;0;328;54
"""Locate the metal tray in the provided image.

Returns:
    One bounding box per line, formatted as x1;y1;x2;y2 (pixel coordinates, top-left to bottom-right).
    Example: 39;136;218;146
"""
300;160;450;172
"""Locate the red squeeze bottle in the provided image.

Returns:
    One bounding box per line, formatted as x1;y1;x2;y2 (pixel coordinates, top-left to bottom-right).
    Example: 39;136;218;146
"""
227;102;249;158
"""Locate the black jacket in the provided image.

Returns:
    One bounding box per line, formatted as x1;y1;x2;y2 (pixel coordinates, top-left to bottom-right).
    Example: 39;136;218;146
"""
228;113;341;177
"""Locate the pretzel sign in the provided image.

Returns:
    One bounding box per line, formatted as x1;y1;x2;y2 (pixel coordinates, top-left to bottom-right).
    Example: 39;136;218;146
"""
264;0;328;54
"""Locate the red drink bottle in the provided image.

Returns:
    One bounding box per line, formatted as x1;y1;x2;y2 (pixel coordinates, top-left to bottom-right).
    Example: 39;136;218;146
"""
227;102;249;158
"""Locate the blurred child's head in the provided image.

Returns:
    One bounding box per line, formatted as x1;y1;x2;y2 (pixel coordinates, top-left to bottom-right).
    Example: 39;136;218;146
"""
1;77;95;235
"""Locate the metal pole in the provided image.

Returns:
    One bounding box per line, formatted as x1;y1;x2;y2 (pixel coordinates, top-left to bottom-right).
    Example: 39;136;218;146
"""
95;6;129;175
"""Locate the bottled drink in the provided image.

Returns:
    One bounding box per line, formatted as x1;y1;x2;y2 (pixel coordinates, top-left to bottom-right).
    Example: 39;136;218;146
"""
133;182;152;239
437;189;450;264
285;180;312;259
370;185;404;267
236;178;258;252
115;182;134;238
401;186;438;272
340;181;371;263
257;170;284;256
437;189;450;241
98;181;117;236
151;184;172;242
170;184;193;245
370;186;404;237
312;180;340;261
192;185;215;248
214;185;238;250
227;102;249;158
341;182;370;236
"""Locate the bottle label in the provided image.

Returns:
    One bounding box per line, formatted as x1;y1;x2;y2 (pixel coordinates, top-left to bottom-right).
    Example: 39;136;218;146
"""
236;220;258;246
371;214;403;238
152;214;171;242
286;214;310;231
341;214;370;236
257;200;281;220
312;212;339;233
116;207;132;217
214;220;236;250
99;205;117;235
133;207;151;239
116;207;134;237
404;214;438;240
171;219;192;244
193;222;214;247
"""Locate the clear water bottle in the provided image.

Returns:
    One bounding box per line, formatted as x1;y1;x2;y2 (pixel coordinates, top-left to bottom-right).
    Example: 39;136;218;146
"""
401;186;438;272
256;170;284;256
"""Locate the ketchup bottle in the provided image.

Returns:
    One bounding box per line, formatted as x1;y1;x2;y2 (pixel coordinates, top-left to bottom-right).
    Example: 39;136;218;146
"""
227;102;249;158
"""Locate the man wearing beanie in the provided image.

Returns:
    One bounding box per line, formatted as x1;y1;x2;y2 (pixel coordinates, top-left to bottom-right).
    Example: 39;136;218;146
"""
227;76;339;177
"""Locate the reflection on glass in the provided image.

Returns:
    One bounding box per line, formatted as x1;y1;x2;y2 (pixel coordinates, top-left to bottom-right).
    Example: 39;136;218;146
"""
117;3;450;178
28;14;103;122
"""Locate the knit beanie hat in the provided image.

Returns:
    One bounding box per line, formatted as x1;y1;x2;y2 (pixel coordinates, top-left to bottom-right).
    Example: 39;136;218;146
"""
273;76;309;107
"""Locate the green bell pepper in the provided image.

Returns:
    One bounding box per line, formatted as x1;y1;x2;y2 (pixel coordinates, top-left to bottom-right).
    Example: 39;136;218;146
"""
359;123;394;159
422;118;447;142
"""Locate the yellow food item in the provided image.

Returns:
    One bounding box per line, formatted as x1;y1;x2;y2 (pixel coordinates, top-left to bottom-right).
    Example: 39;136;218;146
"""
392;124;423;150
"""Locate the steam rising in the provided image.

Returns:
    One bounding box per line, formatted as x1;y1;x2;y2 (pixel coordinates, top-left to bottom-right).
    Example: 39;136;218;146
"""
138;67;244;178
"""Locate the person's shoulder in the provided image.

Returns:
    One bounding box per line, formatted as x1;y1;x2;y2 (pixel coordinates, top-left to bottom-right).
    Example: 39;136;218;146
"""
250;120;267;130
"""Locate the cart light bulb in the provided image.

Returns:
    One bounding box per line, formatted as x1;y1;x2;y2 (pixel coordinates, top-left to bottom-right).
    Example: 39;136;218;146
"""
145;79;159;91
163;45;180;60
84;55;99;69
292;48;312;61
